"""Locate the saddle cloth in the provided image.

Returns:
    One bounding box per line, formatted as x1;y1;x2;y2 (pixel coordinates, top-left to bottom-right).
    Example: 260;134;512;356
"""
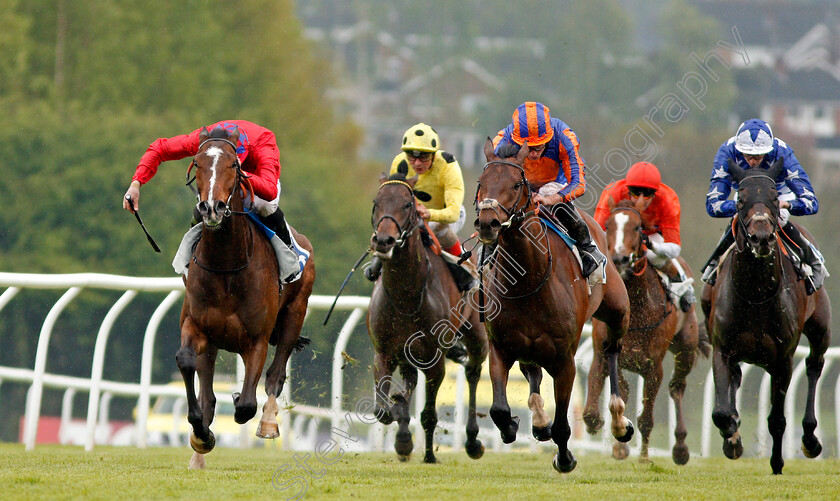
172;215;309;283
539;213;606;286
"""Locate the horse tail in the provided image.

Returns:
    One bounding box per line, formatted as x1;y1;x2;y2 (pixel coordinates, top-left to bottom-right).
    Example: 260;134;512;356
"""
696;321;712;358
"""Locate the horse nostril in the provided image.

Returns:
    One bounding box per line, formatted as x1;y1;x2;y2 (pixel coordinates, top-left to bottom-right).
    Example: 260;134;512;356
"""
490;219;501;230
197;201;210;216
213;200;227;214
473;218;481;231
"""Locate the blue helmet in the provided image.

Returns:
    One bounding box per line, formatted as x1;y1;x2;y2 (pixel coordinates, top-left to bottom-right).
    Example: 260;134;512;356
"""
734;119;774;155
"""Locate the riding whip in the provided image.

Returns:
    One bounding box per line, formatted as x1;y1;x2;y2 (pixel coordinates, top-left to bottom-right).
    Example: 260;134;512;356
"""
323;249;370;325
125;194;161;253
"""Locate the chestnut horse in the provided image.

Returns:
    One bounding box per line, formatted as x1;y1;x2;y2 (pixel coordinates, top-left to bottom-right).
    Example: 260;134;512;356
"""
585;198;709;464
700;160;830;474
367;172;488;463
176;126;315;469
474;139;633;473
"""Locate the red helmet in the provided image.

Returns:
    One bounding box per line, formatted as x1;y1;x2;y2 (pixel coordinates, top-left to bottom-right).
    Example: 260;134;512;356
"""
626;162;661;191
511;102;554;146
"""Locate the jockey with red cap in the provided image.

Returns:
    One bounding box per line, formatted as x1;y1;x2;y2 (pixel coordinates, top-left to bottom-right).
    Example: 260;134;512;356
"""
493;102;606;278
701;118;826;294
594;161;695;311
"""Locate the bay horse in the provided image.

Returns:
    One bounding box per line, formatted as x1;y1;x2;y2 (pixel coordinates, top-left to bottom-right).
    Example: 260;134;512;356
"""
176;126;315;469
585;198;709;464
367;171;488;463
700;159;830;474
474;139;633;473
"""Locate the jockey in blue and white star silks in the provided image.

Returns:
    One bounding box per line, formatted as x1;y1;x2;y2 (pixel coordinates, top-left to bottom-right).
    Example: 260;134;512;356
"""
701;118;826;294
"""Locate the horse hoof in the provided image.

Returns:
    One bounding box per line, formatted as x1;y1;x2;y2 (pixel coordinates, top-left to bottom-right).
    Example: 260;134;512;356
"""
423;453;437;464
532;422;553;442
771;456;784;475
552;451;577;474
490;407;519;444
256;420;280;439
722;434;743;460
582;410;604;435
465;440;485;460
612;442;630;460
188;452;206;470
801;435;822;458
614;419;634;443
672;443;690;465
234;403;257;424
395;431;414;457
397;454;411;463
189;430;215;454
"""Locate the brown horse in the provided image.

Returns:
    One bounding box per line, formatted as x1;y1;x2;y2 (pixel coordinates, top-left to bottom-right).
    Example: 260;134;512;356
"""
176;126;315;469
474;139;633;473
700;160;830;474
367;171;488;463
585;198;709;464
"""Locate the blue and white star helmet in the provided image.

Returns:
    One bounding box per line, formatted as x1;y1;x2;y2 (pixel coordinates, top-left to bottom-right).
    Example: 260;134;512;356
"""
734;119;774;155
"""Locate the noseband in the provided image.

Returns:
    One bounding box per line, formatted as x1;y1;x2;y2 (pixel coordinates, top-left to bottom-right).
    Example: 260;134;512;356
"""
735;174;779;250
475;160;533;229
371;179;419;248
188;137;252;218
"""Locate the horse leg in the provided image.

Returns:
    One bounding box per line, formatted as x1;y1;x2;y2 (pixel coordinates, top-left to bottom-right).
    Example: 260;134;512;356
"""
549;359;578;474
259;311;303;439
393;364;418;461
373;353;397;425
800;309;830;459
488;343;518;443
611;370;631;460
606;348;634;443
583;322;607;435
636;364;663;464
464;348;486;459
712;348;743;459
669;344;696;465
521;363;552;441
188;346;218;469
175;319;215;457
768;361;793;475
420;361;444;464
233;342;269;425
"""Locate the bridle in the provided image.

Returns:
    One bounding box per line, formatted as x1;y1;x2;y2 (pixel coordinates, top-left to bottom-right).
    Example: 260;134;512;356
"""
186;137;254;218
371;179;420;248
474;160;534;228
610;206;647;276
734;174;779;254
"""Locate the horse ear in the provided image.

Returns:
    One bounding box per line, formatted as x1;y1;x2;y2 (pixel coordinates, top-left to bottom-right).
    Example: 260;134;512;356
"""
634;194;647;212
378;172;388;184
766;157;785;181
728;158;746;183
406;175;419;188
516;141;530;164
228;125;240;145
483;137;497;162
397;159;409;177
606;194;616;211
199;127;210;142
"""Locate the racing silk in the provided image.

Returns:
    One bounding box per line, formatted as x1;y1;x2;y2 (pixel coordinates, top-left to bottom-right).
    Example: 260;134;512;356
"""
706;137;818;218
492;117;586;202
594;180;682;246
390;150;465;224
132;120;281;201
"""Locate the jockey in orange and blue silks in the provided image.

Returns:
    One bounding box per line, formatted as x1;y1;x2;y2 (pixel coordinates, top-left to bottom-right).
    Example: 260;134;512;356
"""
701;118;827;294
492;101;605;279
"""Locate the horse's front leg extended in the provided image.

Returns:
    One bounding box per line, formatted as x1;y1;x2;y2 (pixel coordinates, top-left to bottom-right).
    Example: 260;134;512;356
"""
260;321;300;439
373;353;396;425
712;348;743;459
606;348;634;443
521;363;552;441
464;356;485;459
175;320;214;455
583;336;607;435
488;343;518;443
420;362;444;464
234;341;269;425
550;359;577;474
768;362;793;475
637;364;663;463
393;364;418;461
801;315;829;459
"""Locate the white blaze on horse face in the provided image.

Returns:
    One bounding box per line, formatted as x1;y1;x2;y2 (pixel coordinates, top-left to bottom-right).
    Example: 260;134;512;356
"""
612;212;629;255
204;146;224;207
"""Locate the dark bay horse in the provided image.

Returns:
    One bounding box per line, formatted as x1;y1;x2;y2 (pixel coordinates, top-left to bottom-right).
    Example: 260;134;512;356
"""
585;198;709;464
474;139;633;473
367;172;488;463
700;160;830;474
177;126;315;469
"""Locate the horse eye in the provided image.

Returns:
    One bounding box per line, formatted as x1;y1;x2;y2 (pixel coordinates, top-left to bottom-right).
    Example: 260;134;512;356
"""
404;202;413;209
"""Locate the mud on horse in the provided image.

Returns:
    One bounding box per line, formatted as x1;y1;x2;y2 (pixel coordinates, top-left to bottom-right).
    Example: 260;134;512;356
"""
585;197;710;464
176;126;315;469
700;159;830;474
474;139;633;473
367;170;488;463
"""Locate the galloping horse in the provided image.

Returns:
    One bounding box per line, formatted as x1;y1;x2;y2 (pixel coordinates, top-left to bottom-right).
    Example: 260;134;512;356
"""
367;171;488;463
474;139;633;473
585;198;709;464
177;126;315;469
700;160;830;474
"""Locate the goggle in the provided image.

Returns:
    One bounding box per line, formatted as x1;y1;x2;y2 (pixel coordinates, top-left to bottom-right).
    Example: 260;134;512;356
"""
628;186;656;199
406;150;433;161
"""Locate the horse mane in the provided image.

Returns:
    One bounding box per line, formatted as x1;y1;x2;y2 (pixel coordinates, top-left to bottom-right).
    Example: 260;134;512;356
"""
388;172;408;182
496;142;520;159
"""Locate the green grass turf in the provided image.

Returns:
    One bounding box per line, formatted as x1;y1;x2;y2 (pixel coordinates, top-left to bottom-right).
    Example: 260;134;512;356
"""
1;444;839;500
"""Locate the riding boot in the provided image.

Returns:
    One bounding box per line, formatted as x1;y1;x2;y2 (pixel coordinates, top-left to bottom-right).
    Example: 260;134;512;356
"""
660;259;695;312
701;225;735;285
364;257;382;282
190;206;201;227
551;203;605;278
445;340;470;366
781;221;826;295
259;208;292;247
446;260;478;292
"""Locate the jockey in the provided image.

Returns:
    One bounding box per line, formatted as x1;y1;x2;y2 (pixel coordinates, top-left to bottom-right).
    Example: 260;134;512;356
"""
365;123;476;292
702;118;826;294
493;101;606;278
594;161;695;311
123;120;301;282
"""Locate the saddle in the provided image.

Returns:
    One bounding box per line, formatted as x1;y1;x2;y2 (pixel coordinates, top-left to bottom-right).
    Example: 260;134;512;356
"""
419;224;477;292
538;212;606;287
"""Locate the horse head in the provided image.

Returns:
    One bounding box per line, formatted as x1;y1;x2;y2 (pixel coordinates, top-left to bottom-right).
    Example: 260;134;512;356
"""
729;158;783;258
474;138;531;244
370;169;420;259
605;197;647;279
193;126;243;228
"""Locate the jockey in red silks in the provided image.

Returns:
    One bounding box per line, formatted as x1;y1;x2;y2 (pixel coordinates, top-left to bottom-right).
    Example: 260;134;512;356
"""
701;118;826;295
493;101;606;278
594;161;695;311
